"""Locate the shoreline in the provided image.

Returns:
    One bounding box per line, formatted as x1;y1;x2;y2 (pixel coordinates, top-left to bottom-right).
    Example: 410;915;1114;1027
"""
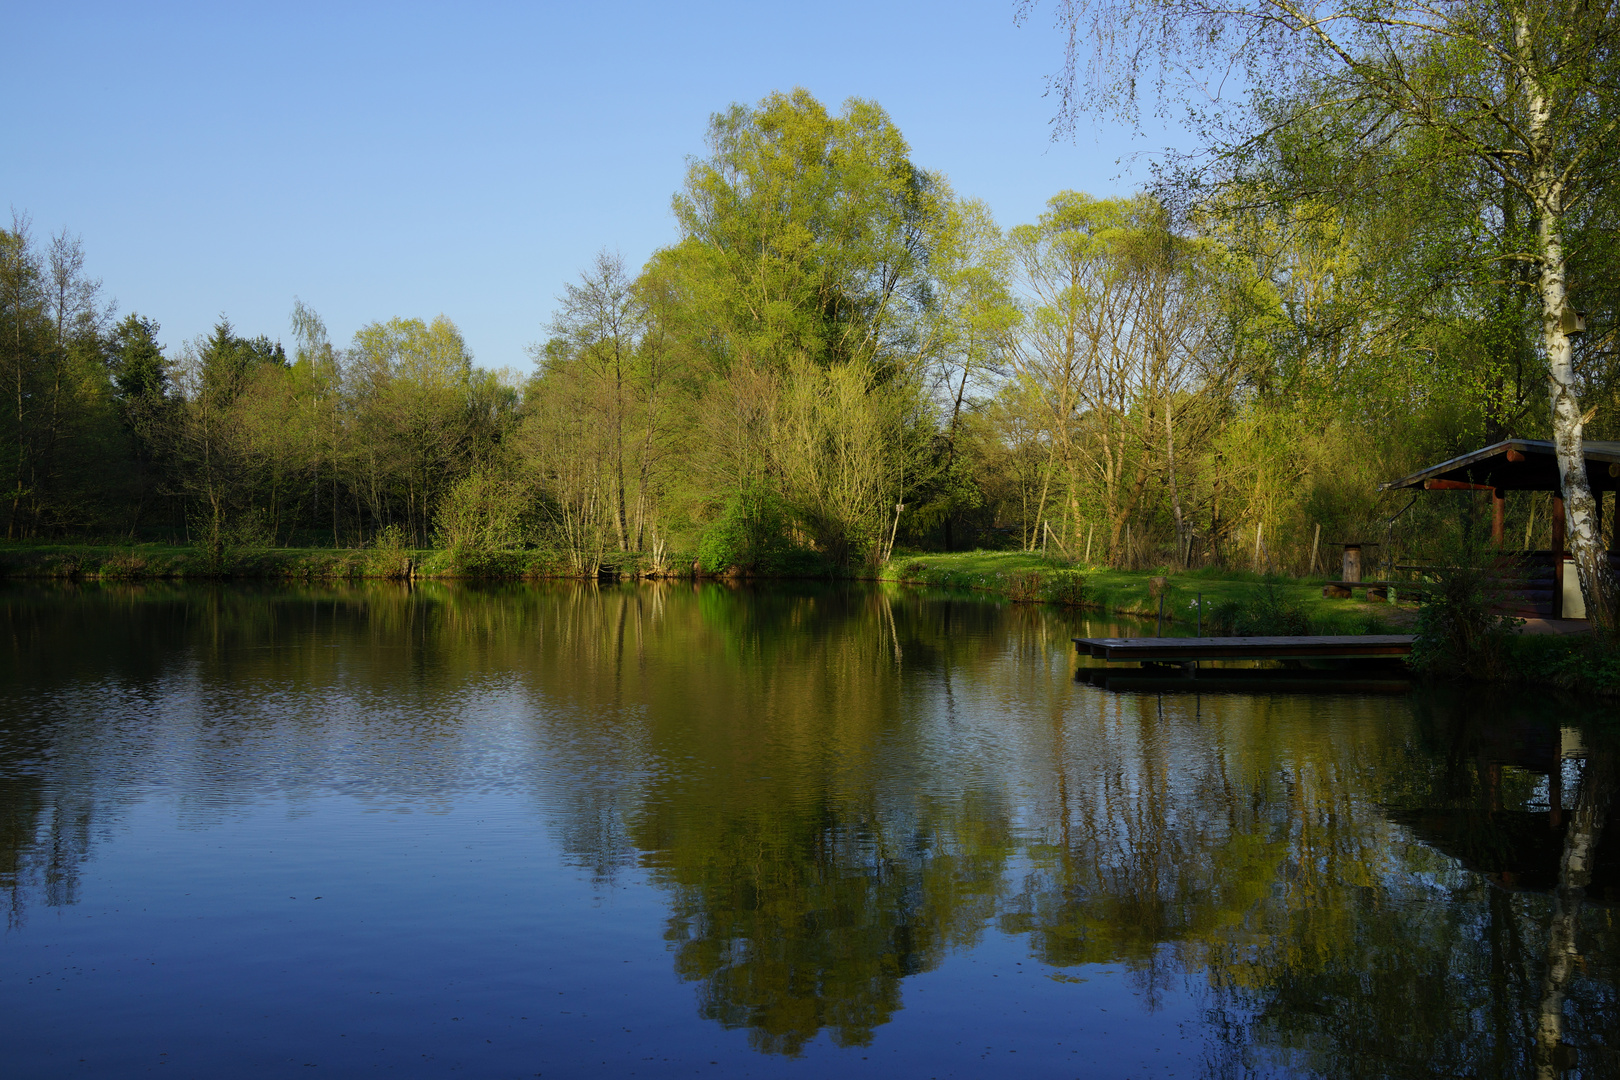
4;542;1613;696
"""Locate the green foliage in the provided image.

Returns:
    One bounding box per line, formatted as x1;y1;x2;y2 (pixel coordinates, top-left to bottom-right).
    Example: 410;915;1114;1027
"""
698;491;832;576
1408;565;1522;680
1004;570;1044;602
1003;568;1087;605
435;468;531;555
110;314;167;402
669;88;942;377
1041;569;1085;606
366;524;413;579
1204;584;1314;637
197;318;286;401
1505;634;1620;697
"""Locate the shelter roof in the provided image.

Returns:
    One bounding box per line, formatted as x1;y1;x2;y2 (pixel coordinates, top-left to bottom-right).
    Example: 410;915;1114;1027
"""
1381;439;1620;493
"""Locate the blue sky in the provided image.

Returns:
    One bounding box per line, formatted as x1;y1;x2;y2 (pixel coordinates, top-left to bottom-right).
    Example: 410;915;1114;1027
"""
8;1;1183;370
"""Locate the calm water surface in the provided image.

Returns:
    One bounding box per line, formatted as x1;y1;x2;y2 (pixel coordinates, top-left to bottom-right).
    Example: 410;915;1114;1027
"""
1;581;1615;1078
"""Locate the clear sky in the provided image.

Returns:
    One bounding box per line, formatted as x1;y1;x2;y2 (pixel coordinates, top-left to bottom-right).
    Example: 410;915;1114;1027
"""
8;1;1182;371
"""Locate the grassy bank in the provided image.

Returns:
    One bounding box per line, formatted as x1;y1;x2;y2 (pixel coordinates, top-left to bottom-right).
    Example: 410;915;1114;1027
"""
881;550;1620;696
880;549;1401;635
0;541;576;581
7;541;1615;694
2;542;1398;636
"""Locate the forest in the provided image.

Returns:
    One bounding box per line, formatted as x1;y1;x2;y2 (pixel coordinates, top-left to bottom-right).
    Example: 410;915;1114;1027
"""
4;3;1619;615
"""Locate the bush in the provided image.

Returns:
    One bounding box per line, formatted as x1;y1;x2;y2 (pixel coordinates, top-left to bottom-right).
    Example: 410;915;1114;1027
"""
898;559;930;581
436;468;532;555
1408;565;1520;679
1005;570;1043;602
101;550;150;578
366;524;413;579
1206;584;1314;636
1506;634;1620;695
698;492;829;575
1040;569;1086;606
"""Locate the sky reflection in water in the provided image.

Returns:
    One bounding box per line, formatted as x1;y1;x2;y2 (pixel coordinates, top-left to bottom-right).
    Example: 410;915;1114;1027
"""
0;581;1615;1078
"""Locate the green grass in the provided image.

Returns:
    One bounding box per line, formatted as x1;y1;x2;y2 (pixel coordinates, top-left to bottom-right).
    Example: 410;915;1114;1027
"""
0;542;1405;635
881;548;1402;635
0;541;576;581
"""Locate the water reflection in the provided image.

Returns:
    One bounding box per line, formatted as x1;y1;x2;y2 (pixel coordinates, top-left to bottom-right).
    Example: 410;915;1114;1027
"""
0;581;1616;1076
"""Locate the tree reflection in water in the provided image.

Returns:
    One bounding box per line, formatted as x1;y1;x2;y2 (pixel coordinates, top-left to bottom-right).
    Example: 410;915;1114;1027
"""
0;582;1616;1074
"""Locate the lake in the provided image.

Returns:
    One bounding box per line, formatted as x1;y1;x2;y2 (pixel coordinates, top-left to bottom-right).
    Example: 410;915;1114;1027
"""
1;581;1615;1077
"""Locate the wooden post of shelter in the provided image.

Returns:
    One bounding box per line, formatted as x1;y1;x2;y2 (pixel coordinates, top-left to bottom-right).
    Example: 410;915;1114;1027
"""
1552;494;1566;619
1492;488;1506;548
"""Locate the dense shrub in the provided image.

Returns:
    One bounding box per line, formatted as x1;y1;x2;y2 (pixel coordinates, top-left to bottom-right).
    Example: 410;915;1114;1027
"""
1206;584;1314;636
1040;569;1085;606
699;493;830;576
436;469;533;555
367;524;414;579
1408;565;1520;680
1506;633;1620;696
1005;570;1044;602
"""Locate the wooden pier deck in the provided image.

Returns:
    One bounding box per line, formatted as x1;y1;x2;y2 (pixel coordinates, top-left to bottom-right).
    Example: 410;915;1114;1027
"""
1075;667;1413;694
1073;635;1415;663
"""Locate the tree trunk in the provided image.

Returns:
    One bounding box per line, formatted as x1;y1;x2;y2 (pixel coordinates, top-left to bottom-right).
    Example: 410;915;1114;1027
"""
1522;12;1618;632
614;361;629;553
1165;396;1186;568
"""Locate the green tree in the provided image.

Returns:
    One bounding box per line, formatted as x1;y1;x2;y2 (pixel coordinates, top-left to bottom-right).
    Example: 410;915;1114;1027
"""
545;251;641;552
654;89;949;565
108;314;170;533
909;197;1020;550
349;315;477;544
0;221;124;537
110;314;166;403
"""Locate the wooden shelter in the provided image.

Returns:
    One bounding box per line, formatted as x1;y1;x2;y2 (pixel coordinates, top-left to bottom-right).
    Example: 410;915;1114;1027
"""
1381;439;1620;617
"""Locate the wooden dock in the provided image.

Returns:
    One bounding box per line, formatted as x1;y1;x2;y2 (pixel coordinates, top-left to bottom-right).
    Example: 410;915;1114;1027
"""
1075;667;1412;694
1073;635;1415;663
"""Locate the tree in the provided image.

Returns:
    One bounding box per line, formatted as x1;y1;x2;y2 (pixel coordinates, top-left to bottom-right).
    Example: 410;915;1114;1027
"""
0;221;122;537
546;251;640;552
912;197;1020;550
110;314;166;403
287;299;345;545
652;88;950;566
1024;0;1620;625
0;218;51;537
1009;192;1238;564
349;315;475;544
109;314;169;532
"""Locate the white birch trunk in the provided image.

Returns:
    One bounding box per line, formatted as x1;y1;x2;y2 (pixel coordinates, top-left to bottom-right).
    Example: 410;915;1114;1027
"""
1521;10;1618;631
